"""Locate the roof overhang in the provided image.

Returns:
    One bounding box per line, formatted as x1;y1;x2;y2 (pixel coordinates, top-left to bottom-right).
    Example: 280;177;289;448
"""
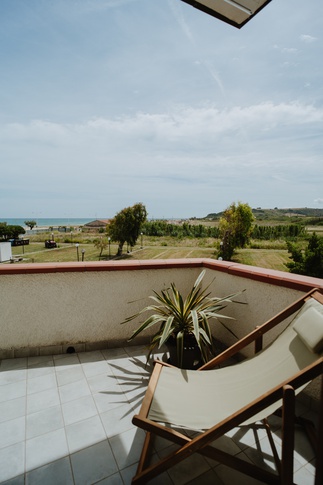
181;0;272;28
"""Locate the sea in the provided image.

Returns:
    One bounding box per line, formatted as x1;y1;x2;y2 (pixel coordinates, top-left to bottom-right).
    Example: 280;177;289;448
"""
0;218;94;228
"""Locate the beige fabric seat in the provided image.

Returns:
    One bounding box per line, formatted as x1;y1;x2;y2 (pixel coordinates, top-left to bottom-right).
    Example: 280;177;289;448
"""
131;289;323;485
148;298;323;431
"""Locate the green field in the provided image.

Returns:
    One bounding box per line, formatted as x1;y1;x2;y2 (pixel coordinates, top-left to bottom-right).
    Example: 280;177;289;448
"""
3;209;321;272
8;234;291;272
232;249;290;271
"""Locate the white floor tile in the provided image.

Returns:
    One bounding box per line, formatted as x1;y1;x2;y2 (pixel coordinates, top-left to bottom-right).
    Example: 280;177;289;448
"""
26;405;64;440
294;464;316;485
187;468;224;485
70;440;118;485
53;354;80;367
0;442;25;483
28;356;53;367
215;462;265;485
26;428;69;472
101;348;128;361
0;381;26;403
78;351;105;363
226;424;268;451
293;427;316;467
86;373;120;394
27;388;60;415
65;415;107;454
304;458;316;477
56;366;85;387
27;373;57;395
108;357;144;374
25;456;74;485
92;386;128;414
82;360;110;378
58;378;91;404
1;474;25;485
62;395;98;426
0;359;27;371
0;369;27;386
120;461;173;485
109;427;146;470
100;402;135;438
27;358;55;377
0;397;26;424
95;472;124;485
160;448;211;485
0;416;25;449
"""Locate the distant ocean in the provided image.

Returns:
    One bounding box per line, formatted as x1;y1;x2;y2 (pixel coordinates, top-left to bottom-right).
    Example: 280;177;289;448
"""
0;218;94;228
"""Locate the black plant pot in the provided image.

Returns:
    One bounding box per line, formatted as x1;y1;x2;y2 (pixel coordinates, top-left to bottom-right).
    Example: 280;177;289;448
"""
166;335;202;370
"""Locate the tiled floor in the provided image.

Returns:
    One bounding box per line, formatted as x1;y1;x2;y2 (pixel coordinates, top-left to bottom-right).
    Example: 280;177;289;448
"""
0;346;319;484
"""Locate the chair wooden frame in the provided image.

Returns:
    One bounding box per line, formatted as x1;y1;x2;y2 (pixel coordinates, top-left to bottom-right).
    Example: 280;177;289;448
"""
132;288;323;484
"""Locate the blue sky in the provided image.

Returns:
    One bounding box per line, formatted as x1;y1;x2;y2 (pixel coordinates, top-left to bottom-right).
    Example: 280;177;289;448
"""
1;0;322;219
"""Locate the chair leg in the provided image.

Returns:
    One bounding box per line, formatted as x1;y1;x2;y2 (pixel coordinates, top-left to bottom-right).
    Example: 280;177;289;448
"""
281;385;295;485
135;431;153;477
263;419;281;474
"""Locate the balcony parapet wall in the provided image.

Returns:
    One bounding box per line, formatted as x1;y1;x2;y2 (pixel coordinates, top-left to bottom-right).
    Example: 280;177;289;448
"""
1;258;322;359
1;259;323;405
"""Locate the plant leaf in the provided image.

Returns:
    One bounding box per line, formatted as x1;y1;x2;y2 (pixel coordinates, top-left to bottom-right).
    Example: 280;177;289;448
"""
128;315;165;340
191;310;200;345
176;331;184;368
159;316;175;348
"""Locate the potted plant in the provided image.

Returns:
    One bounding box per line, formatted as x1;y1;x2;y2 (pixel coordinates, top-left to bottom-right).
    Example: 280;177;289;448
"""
121;270;243;369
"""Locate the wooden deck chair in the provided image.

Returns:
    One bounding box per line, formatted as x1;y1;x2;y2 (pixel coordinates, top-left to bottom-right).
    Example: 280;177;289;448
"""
132;288;323;484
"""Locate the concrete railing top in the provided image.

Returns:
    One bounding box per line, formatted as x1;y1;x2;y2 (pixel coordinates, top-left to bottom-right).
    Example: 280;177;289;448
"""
1;258;322;292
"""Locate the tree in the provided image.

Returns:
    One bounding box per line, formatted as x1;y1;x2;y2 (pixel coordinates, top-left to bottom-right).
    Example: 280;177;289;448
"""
108;203;147;256
94;237;109;257
10;225;26;239
218;202;254;261
24;220;37;230
0;222;8;240
0;223;25;240
286;232;323;278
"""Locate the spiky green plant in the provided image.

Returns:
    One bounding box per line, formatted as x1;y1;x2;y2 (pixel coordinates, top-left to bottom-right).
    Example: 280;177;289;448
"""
121;270;243;367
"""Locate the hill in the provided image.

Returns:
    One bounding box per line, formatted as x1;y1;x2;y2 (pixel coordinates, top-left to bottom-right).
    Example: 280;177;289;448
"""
205;207;323;222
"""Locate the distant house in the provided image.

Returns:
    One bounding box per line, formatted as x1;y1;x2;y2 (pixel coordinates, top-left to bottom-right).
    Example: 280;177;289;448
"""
83;219;110;229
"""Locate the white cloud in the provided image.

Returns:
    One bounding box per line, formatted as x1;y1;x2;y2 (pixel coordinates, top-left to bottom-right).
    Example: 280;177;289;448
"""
3;102;322;149
1;102;322;212
282;47;298;54
168;0;195;44
300;34;318;43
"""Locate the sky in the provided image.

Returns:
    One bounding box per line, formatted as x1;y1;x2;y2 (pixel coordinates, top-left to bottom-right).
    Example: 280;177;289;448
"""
0;0;322;219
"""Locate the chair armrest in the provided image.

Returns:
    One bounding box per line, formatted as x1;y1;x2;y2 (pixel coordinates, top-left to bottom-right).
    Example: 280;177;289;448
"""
153;358;176;368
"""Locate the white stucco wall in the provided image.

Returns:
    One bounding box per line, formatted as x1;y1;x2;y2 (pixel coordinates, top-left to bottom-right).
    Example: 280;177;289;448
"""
202;268;304;352
1;261;321;353
0;266;202;351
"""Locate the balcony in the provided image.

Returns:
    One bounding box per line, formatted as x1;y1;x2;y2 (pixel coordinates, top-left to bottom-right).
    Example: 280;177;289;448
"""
0;259;322;484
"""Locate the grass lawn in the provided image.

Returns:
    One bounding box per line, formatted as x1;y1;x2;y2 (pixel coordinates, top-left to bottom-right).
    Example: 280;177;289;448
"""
10;244;213;264
11;243;111;263
233;249;290;272
6;232;291;272
12;243;49;255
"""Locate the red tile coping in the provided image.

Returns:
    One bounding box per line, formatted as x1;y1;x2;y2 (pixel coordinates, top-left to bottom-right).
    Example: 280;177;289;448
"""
1;258;322;292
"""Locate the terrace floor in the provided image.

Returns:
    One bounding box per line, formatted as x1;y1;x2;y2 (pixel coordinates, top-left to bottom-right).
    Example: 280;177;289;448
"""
0;346;319;485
